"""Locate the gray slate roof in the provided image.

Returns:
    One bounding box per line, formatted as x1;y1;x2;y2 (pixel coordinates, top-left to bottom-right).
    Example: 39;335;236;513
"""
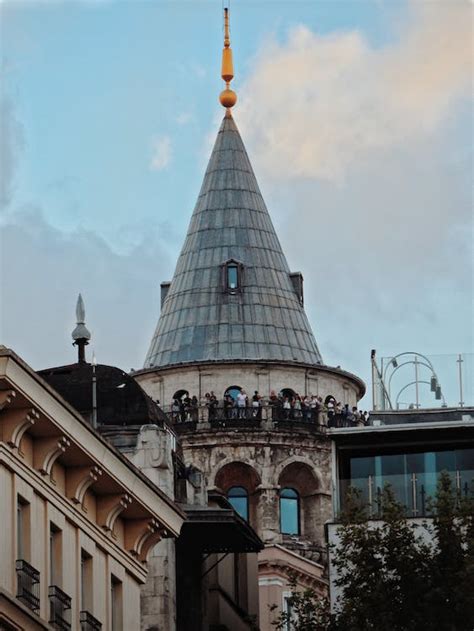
144;114;323;368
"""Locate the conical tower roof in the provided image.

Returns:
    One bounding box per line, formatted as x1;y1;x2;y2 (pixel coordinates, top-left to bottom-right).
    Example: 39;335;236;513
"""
144;115;323;368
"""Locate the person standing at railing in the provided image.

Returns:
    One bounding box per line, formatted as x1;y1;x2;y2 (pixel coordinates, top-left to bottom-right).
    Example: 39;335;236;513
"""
293;395;302;419
224;394;233;419
342;403;354;427
236;389;247;419
171;398;180;423
327;398;335;426
190;396;199;422
252;391;262;419
351;407;361;426
283;396;291;420
207;391;218;420
183;394;192;421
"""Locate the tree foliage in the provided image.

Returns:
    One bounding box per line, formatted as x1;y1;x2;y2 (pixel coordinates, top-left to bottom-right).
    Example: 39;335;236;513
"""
270;572;330;631
271;472;474;631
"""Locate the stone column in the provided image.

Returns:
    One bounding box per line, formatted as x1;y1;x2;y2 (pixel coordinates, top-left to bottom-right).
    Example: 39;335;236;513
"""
256;485;281;543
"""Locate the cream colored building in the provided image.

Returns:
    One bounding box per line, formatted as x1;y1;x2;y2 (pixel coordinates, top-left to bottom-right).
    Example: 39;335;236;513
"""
0;347;184;631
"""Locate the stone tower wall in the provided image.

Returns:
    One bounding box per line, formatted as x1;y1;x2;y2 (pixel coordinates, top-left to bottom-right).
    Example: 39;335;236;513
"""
136;362;362;411
176;425;332;563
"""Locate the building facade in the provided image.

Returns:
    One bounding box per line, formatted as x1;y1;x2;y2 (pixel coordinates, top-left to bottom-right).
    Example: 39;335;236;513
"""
326;407;474;608
0;347;184;631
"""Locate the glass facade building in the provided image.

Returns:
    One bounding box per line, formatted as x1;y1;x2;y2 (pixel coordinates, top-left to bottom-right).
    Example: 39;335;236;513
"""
339;446;474;517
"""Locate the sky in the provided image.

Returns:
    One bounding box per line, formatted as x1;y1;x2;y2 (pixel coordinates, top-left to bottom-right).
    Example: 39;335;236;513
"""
0;0;472;409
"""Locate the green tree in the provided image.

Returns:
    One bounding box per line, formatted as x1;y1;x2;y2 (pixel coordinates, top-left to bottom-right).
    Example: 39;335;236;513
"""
422;473;474;630
270;572;330;631
271;472;474;631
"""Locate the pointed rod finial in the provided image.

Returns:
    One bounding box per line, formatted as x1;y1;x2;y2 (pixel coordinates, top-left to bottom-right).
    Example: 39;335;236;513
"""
72;293;91;363
219;6;237;113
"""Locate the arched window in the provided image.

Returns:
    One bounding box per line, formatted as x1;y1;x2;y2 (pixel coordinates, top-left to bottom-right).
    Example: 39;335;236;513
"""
227;486;248;521
224;386;242;401
280;388;296;401
173;389;189;401
280;488;300;535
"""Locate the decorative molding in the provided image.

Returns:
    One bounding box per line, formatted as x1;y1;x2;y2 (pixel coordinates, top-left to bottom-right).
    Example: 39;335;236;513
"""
2;407;39;449
0;389;16;411
66;465;102;505
97;494;132;532
34;436;71;476
125;518;167;562
0;446;148;583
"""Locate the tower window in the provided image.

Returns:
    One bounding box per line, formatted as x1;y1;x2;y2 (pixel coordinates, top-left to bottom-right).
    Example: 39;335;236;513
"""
227;264;238;289
227;486;249;521
280;488;300;535
224;385;243;401
222;259;243;293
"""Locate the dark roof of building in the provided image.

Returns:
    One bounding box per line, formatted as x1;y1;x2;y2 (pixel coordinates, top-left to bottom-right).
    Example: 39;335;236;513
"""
179;500;263;553
38;362;166;426
145;114;323;369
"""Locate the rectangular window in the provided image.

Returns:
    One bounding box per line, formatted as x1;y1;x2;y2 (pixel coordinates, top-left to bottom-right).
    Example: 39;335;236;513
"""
17;496;30;561
49;524;62;586
227;265;238;289
81;550;93;611
282;591;295;631
111;575;123;630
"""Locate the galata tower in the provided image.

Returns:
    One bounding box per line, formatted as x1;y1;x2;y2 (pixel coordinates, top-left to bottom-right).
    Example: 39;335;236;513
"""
134;8;364;629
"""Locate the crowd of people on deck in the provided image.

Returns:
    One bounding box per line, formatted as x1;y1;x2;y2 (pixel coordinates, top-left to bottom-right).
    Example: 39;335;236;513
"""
167;389;370;427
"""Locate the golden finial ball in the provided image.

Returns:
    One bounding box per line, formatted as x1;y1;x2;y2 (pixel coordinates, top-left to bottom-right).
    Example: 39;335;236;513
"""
219;88;237;108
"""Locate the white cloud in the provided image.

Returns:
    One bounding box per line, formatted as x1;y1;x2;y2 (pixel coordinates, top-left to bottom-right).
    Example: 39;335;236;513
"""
0;98;24;209
238;2;471;182
150;135;172;171
233;1;472;402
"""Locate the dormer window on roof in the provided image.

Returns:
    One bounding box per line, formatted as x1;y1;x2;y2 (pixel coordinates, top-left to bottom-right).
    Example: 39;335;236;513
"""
222;259;243;294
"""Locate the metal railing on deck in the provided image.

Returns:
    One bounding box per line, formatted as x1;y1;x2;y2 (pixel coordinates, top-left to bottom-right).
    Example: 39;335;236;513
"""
49;585;72;630
163;403;328;433
16;559;40;613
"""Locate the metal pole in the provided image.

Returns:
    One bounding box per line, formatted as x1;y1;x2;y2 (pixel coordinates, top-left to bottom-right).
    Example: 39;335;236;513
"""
92;356;97;429
414;356;419;409
368;475;373;517
380;357;384;409
411;473;418;517
371;350;378;411
457;354;464;408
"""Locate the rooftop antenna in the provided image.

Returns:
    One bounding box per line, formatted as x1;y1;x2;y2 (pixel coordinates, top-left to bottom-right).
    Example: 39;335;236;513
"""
219;6;237;115
72;293;91;363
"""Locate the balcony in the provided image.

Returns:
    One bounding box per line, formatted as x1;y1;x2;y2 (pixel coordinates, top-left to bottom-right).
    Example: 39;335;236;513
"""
49;585;71;630
165;404;327;435
80;610;102;631
16;559;40;613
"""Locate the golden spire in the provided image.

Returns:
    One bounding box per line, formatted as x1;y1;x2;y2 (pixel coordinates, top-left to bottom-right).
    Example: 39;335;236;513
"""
219;7;237;113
